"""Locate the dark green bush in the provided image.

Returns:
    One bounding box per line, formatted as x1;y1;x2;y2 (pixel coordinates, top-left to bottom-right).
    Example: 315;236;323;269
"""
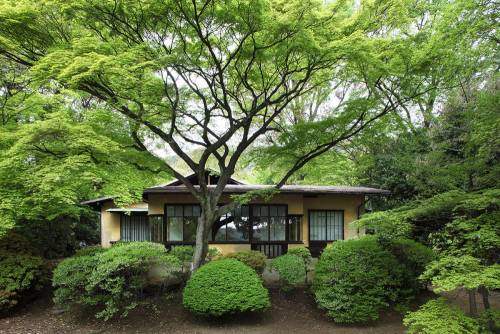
0;290;17;311
222;250;267;275
53;241;177;320
312;236;402;322
14;213;100;259
0;230;41;257
269;254;306;292
0;252;49;292
0;231;51;311
183;260;270;316
377;235;435;297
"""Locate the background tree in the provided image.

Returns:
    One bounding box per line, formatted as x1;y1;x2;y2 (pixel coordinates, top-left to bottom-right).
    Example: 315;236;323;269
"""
0;54;169;250
0;0;441;273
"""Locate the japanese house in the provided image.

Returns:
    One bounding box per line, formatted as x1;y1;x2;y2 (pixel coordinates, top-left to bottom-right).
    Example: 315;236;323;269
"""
82;171;390;257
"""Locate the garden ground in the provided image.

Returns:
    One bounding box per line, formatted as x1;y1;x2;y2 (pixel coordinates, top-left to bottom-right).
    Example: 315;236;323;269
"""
1;285;498;334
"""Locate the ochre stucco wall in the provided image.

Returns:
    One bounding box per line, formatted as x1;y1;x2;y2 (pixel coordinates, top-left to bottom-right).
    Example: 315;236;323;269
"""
208;243;251;256
101;201;148;247
302;194;366;247
102;193;366;249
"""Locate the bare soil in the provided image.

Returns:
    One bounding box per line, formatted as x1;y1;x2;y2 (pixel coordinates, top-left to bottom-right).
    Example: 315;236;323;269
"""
0;286;498;334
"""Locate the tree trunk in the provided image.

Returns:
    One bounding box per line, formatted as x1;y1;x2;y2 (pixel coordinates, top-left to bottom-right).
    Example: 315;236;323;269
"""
479;285;500;333
190;203;215;277
469;288;478;318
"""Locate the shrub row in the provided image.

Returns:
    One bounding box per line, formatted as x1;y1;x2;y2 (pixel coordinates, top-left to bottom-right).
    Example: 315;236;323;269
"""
21;234;434;322
52;244;261;319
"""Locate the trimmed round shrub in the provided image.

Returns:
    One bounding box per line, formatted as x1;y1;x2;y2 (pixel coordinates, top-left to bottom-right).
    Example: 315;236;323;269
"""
183;260;271;316
312;236;402;322
269;254;306;291
222;250;267;275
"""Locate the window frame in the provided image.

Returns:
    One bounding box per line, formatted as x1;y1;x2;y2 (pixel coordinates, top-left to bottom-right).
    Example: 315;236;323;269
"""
210;204;251;242
119;213;149;242
161;203;303;245
251;204;288;242
148;214;164;243
164;204;201;242
308;210;344;242
287;214;303;242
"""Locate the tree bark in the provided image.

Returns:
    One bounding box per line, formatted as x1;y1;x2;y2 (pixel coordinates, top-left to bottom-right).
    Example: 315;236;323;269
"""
479;285;500;333
469;288;478;319
190;199;217;277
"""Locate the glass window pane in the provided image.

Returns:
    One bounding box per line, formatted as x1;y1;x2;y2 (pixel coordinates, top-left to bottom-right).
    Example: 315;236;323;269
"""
253;206;261;217
261;206;268;217
121;215;130;241
288;216;302;241
149;216;163;242
175;206;183;217
184;205;193;217
226;220;238;241
242;205;249;217
212;215;227;241
253;217;268;241
270;217;285;241
184;217;198;241
326;211;343;240
270;206;277;217
310;211;325;241
193;206;200;216
229;217;250;241
128;215;149;241
167;217;183;241
235;206;241;217
166;206;175;216
336;212;341;240
278;206;286;217
326;212;334;240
